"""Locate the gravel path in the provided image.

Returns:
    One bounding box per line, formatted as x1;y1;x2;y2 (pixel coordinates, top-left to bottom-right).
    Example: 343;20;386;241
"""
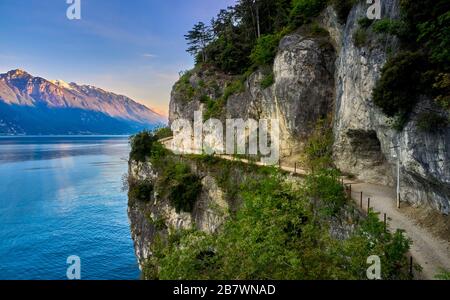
344;181;450;280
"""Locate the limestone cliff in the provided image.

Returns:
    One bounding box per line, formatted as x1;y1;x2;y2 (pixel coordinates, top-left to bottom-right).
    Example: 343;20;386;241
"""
128;157;246;270
168;1;449;214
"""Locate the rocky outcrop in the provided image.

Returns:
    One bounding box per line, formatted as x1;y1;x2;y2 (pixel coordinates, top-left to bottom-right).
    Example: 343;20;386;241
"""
320;1;450;214
170;33;335;157
128;158;239;270
226;33;336;156
167;1;449;214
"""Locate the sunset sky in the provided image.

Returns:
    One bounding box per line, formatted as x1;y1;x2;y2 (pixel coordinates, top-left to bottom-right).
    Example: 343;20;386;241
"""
0;0;236;116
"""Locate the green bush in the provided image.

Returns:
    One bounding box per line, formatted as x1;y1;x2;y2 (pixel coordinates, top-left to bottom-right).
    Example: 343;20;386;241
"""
223;80;245;100
200;94;211;104
159;162;202;213
154;127;173;140
433;73;450;110
203;97;225;121
343;211;414;280
250;33;282;66
147;215;168;231
372;51;429;121
289;0;327;28
129;180;153;202
417;11;450;66
417;112;449;132
176;72;196;100
372;0;450;131
309;22;329;37
358;17;373;29
305;118;334;170
129;131;158;162
260;72;275;89
130;131;169;162
331;0;356;23
435;269;450;280
373;19;407;36
305;169;347;216
353;28;368;48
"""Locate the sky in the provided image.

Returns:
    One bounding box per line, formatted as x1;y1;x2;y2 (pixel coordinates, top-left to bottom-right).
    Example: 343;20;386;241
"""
0;0;236;116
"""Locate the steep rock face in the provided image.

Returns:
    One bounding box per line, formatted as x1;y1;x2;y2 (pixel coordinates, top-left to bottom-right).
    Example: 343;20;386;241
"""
169;69;233;124
170;33;336;157
128;159;232;270
168;1;449;214
227;33;335;156
319;1;450;213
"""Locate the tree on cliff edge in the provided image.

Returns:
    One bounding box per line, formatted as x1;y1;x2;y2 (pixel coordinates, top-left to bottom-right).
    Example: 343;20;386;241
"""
185;22;213;63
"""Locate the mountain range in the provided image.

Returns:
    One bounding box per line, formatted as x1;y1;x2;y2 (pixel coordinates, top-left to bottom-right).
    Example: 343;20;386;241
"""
0;69;165;135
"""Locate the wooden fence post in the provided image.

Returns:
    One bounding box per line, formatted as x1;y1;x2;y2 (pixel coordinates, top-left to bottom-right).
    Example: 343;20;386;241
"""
367;198;371;213
360;192;363;209
409;257;414;278
294;163;297;174
384;213;387;232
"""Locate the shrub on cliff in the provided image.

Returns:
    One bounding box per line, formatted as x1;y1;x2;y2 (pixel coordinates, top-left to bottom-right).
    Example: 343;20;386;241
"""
289;0;327;28
372;0;450;129
331;0;357;23
250;33;283;66
417;112;449;132
159;162;202;213
128;179;153;203
129;130;168;162
304;118;334;171
372;51;430;124
154;127;173;140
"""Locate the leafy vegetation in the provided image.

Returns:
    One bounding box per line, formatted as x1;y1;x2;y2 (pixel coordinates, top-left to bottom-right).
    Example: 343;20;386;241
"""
128;179;153;203
372;18;407;36
289;0;327;28
358;17;373;29
183;0;334;75
250;32;284;66
417;112;449;132
153;127;173;140
353;28;368;48
372;0;450;130
142;165;413;280
158;161;202;213
330;0;356;23
435;269;450;280
260;72;275;89
129;130;168;162
373;51;430;121
305;169;346;216
304;118;334;170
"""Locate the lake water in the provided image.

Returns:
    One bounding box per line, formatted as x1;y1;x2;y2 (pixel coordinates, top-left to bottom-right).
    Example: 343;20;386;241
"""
0;136;140;280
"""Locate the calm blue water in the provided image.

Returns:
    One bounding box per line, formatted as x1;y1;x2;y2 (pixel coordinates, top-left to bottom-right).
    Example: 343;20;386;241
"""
0;136;140;280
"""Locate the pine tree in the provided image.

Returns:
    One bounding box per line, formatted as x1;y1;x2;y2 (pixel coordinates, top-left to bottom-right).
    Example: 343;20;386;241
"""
184;22;213;63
